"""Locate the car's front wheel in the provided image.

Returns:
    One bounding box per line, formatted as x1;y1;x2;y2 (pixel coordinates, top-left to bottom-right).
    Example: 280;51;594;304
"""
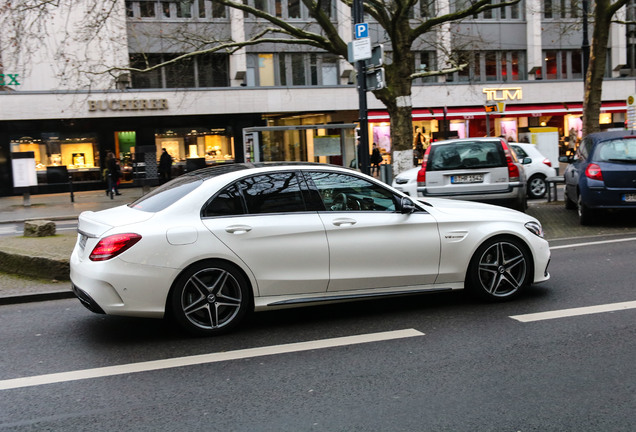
466;237;531;300
527;174;547;199
170;260;250;336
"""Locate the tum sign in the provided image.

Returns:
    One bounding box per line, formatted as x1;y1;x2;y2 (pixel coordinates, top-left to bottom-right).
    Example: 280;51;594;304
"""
483;87;522;101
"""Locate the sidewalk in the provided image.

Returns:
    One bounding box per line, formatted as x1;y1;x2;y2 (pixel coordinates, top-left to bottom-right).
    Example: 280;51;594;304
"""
2;185;636;304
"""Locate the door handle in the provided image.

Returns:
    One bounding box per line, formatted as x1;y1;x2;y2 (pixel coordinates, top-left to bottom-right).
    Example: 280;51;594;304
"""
225;225;252;234
332;218;357;227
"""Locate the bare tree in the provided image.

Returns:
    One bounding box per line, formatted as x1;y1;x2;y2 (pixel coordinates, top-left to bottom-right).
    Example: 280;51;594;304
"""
583;0;630;134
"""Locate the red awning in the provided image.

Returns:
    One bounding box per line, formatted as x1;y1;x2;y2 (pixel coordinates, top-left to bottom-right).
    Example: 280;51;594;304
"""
368;101;627;122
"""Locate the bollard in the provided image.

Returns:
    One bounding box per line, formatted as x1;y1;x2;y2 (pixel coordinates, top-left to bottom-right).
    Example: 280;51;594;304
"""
68;174;75;203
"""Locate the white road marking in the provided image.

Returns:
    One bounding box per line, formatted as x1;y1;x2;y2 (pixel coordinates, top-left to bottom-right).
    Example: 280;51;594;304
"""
550;236;636;250
0;329;423;391
511;301;636;323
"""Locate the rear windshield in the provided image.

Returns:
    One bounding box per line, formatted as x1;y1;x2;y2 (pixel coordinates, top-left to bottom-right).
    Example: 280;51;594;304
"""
129;176;203;212
428;141;504;171
593;138;636;163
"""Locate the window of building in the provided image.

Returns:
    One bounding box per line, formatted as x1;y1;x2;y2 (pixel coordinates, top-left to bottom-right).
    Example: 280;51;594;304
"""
454;0;524;20
536;50;584;80
247;53;339;87
414;51;437;84
125;0;227;19
448;51;526;82
130;53;230;88
544;0;580;19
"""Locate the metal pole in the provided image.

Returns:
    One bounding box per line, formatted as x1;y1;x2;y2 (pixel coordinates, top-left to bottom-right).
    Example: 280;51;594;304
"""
353;0;370;175
486;112;490;137
68;174;74;203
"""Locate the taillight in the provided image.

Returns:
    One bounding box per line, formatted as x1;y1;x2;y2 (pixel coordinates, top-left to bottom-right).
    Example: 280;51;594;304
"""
543;158;552;167
501;141;520;181
89;233;142;261
585;163;603;181
417;147;431;184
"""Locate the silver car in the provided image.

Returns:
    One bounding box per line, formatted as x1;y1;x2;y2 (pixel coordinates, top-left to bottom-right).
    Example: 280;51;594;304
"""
415;138;527;211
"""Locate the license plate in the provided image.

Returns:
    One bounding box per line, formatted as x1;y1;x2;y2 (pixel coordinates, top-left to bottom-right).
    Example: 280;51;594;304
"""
79;234;87;250
451;174;484;184
623;193;636;202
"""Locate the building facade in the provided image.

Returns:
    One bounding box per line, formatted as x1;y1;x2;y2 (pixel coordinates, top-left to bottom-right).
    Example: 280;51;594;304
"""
1;0;635;195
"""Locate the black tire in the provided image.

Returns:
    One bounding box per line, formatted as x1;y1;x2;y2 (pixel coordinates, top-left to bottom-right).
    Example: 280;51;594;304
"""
527;175;547;199
170;260;250;336
564;189;576;210
466;237;532;300
577;194;596;226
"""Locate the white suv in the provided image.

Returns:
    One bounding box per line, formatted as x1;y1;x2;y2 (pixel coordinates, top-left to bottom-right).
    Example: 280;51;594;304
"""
412;137;527;211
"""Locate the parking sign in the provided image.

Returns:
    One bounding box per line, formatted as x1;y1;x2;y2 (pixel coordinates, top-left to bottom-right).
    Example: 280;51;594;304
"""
355;23;368;39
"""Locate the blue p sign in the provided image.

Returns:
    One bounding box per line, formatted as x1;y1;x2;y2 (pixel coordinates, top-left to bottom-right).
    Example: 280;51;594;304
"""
355;23;368;39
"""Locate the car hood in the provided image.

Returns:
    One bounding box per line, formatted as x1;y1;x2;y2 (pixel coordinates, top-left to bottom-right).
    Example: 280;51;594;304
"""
77;205;155;237
418;197;531;221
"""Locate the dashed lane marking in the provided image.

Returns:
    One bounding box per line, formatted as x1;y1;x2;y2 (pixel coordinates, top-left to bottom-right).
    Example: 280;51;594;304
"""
510;300;636;323
0;329;424;391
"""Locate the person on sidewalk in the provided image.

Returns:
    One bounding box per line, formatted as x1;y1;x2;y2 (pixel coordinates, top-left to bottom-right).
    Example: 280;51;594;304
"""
370;143;383;177
159;148;173;184
106;152;122;196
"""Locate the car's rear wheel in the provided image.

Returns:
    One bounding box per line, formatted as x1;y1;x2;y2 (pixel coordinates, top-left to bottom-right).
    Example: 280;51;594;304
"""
170;260;250;336
577;195;596;225
466;237;531;300
527;174;547;199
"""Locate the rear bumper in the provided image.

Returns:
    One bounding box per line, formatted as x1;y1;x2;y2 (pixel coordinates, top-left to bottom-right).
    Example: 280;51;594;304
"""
418;182;525;202
582;187;636;209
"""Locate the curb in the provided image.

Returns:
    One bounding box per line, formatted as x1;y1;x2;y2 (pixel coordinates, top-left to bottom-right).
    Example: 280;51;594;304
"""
0;290;75;305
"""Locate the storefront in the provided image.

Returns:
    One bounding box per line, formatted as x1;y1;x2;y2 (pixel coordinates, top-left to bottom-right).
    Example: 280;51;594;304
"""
369;101;628;165
0;113;262;196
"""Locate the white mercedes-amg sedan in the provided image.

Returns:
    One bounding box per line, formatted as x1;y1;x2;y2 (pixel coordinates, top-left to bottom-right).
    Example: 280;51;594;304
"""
70;163;550;336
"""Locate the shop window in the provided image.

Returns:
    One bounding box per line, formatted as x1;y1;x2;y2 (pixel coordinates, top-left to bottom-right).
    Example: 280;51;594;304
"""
155;128;235;176
10;135;100;183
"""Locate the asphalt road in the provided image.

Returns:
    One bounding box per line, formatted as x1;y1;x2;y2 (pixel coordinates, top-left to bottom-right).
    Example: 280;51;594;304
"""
1;235;636;431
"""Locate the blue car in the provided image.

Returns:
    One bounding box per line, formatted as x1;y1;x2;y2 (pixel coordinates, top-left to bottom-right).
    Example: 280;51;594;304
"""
561;130;636;225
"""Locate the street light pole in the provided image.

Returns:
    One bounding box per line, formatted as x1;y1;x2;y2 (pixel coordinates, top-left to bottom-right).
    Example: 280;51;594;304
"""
353;0;370;175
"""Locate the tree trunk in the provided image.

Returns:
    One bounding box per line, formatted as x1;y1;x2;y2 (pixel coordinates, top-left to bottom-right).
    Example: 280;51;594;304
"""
583;0;612;135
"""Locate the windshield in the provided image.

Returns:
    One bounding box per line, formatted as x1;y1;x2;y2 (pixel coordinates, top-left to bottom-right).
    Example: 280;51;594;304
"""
593;138;636;163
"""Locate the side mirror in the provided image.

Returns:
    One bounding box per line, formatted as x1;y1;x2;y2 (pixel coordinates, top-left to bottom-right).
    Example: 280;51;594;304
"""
559;155;573;163
522;157;532;165
399;197;417;214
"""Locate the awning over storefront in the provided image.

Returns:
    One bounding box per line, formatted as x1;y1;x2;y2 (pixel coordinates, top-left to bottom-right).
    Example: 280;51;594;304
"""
369;101;627;122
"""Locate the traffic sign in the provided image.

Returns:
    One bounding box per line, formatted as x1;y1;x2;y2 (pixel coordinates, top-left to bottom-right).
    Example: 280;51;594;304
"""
348;38;372;62
365;45;383;69
485;104;497;113
355;23;369;39
366;67;386;91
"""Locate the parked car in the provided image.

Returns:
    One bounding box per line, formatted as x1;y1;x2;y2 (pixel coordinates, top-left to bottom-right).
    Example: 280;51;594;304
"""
560;130;636;225
509;143;558;199
392;166;420;198
71;163;550;336
409;137;527;211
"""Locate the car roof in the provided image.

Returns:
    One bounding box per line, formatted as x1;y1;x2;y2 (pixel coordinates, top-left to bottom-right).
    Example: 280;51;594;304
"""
586;130;636;144
183;162;338;181
430;137;504;146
